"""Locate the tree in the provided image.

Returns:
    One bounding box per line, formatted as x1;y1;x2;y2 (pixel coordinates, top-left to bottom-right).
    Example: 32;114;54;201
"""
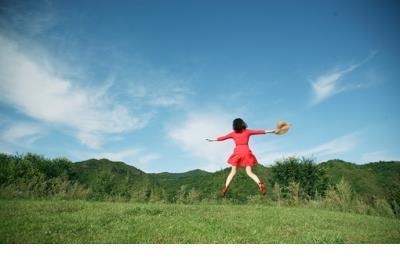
270;156;329;199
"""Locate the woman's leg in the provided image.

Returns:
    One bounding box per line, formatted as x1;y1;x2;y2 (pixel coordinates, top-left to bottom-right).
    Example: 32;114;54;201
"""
225;166;237;187
246;166;266;194
245;166;261;184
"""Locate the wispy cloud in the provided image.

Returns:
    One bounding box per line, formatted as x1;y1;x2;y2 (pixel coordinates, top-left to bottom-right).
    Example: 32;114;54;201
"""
0;35;148;149
259;132;360;165
300;132;359;157
310;51;377;105
0;121;45;147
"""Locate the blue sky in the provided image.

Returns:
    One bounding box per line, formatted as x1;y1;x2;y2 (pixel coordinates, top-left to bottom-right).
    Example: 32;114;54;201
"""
0;0;399;173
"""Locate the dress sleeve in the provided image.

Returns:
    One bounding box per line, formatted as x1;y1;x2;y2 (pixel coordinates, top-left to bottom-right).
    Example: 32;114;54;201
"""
247;129;266;136
216;132;233;141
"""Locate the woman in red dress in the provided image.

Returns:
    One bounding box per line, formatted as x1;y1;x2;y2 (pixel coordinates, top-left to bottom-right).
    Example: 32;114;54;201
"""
206;118;276;197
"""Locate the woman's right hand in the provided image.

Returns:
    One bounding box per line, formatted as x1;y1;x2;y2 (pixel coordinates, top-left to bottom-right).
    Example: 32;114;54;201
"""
205;138;216;142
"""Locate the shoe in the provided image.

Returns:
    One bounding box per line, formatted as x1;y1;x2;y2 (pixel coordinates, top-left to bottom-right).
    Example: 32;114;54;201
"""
258;182;266;195
220;185;229;197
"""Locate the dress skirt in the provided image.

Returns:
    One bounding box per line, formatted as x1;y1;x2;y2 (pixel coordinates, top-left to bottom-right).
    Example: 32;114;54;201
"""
227;146;258;167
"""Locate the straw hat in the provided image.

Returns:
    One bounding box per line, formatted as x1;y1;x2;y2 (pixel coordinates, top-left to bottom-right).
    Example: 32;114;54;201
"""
274;121;292;135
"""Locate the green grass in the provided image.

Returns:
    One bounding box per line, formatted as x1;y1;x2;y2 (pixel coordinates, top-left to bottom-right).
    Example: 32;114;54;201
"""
1;199;399;243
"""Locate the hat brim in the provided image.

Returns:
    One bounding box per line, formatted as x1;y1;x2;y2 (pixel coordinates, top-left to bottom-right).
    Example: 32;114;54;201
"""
275;121;291;135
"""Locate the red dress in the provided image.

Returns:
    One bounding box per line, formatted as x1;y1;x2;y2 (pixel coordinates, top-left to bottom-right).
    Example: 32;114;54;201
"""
216;129;266;167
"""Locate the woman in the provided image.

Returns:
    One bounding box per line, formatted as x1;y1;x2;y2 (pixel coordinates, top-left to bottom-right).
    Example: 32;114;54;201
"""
206;118;276;197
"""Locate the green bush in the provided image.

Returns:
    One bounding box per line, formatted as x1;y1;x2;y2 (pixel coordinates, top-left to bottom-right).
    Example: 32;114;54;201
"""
270;156;329;199
322;179;353;211
392;200;400;218
288;181;300;206
375;198;395;218
175;185;188;204
0;173;89;200
186;188;201;204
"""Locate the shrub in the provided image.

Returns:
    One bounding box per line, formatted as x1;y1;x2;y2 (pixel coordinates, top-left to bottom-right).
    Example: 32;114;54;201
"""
322;179;353;211
288;182;300;206
336;178;353;206
186;188;201;204
271;183;282;203
392;200;400;218
375;198;395;218
270;156;329;199
175;185;188;204
352;197;376;216
0;173;89;200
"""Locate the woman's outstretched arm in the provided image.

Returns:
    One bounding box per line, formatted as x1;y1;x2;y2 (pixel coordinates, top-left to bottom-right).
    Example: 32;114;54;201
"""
248;129;275;135
206;132;233;142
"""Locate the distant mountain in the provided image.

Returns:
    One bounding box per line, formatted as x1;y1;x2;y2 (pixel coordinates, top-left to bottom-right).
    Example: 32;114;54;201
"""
74;158;145;185
73;158;160;201
320;159;400;203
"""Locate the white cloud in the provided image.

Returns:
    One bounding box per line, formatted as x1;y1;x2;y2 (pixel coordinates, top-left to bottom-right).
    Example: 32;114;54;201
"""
310;51;377;105
0;122;45;146
259;132;360;165
72;149;160;172
167;109;245;172
0;35;147;149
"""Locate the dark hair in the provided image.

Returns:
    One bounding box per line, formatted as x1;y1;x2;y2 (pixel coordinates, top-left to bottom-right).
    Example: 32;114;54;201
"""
233;118;247;132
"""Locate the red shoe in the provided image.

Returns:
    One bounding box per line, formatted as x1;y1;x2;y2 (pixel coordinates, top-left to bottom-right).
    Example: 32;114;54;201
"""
258;182;266;195
220;185;229;197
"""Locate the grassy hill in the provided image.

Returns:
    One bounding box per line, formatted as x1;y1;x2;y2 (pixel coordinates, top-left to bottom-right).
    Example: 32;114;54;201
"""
2;154;400;243
1;199;399;243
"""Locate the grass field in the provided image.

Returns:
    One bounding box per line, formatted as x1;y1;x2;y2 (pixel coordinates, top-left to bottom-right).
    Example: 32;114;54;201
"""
1;199;399;243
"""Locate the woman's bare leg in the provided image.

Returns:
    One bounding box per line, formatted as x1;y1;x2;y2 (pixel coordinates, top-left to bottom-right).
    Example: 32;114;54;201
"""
225;166;237;187
245;166;261;184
